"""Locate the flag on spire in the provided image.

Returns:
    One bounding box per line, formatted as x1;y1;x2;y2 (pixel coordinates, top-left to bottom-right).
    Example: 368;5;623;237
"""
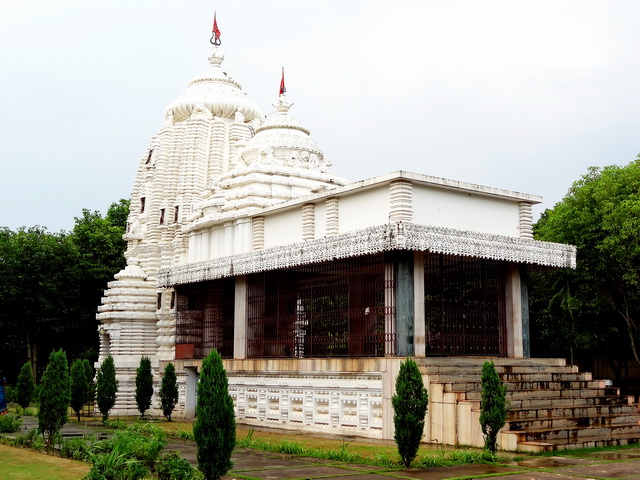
211;12;221;46
279;67;286;95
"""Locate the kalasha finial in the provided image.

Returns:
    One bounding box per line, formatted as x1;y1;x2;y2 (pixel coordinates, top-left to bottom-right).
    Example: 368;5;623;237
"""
210;11;221;46
279;67;286;96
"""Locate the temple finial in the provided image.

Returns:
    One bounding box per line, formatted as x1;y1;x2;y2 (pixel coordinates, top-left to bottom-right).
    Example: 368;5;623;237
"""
210;11;221;46
279;67;286;96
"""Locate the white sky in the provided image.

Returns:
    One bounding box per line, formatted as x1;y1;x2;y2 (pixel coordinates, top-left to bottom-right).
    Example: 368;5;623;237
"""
1;0;639;232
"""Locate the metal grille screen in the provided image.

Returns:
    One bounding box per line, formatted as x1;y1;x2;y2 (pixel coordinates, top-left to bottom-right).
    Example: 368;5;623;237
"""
424;254;506;356
247;254;395;358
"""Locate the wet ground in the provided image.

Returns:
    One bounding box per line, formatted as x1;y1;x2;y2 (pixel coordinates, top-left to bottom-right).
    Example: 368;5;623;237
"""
14;417;640;479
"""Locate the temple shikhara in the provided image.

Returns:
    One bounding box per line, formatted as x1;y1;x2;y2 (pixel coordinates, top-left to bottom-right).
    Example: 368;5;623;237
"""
96;19;640;451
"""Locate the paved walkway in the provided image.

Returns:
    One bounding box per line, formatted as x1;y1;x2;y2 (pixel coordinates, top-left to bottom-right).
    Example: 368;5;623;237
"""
15;417;640;479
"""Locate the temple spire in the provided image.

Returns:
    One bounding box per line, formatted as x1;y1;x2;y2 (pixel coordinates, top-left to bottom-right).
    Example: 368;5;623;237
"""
210;11;221;46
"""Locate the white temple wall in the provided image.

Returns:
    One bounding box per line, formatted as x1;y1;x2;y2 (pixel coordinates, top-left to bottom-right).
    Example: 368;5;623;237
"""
263;208;304;248
338;186;389;233
412;185;520;237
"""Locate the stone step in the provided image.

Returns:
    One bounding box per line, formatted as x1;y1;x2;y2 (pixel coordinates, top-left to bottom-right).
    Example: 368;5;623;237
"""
506;413;640;431
416;357;569;367
421;364;579;375
464;388;614;402
517;432;640;452
438;379;604;393
507;422;640;444
508;404;638;421
508;395;634;410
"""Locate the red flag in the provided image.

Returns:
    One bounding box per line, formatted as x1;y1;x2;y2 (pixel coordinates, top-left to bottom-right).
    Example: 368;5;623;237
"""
211;12;221;45
279;67;286;95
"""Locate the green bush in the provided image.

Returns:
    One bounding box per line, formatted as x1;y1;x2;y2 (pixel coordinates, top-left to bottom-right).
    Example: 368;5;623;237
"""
392;358;429;468
96;356;118;422
11;428;41;449
4;385;16;404
160;363;179;422
156;451;203;480
16;362;35;410
86;439;149;480
60;435;94;461
193;350;236;480
479;361;507;454
37;349;71;448
135;356;153;419
0;412;22;433
85;429;166;480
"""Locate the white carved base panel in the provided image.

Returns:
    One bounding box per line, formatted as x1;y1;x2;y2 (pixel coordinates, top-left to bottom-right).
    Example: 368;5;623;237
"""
228;373;383;437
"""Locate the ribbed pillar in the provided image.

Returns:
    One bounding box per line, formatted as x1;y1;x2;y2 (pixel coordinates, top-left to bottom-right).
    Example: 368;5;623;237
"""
519;202;534;239
389;180;413;223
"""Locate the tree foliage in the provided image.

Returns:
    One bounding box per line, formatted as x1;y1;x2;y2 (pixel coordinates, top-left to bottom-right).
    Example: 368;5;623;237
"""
16;361;34;410
532;157;640;371
38;349;70;447
96;355;118;422
479;361;507;454
70;358;90;422
392;358;429;468
0;227;79;380
135;356;154;419
160;363;179;422
194;350;236;480
0;199;129;384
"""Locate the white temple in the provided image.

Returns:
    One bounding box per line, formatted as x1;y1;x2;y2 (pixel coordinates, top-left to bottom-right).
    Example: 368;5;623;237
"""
97;24;631;451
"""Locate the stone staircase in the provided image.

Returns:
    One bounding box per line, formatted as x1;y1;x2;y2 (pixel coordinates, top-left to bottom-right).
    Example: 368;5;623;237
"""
417;357;640;452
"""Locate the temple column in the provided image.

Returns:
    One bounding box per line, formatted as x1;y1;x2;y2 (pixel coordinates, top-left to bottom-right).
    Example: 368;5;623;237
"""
394;251;414;357
234;275;248;359
505;264;524;357
413;251;426;357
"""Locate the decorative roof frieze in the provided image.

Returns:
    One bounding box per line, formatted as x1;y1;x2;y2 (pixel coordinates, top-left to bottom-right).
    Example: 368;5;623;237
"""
158;222;576;287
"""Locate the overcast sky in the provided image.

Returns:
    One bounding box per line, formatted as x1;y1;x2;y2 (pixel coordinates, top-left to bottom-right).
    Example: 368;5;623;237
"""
2;0;639;233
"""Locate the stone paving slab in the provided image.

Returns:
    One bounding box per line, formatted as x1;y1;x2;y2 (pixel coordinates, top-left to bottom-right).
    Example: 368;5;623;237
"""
560;459;640;478
233;464;380;480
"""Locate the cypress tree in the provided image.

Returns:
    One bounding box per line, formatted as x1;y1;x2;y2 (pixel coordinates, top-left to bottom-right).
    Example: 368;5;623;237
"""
135;356;153;419
70;358;90;422
193;350;235;480
16;361;35;411
37;349;70;448
392;358;429;468
96;355;118;422
479;361;507;454
83;359;95;409
160;362;179;422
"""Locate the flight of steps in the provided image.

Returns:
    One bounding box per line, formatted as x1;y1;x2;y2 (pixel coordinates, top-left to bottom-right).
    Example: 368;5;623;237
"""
417;357;640;452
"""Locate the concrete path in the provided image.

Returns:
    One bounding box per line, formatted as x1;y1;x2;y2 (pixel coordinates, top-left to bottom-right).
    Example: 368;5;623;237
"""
15;417;640;479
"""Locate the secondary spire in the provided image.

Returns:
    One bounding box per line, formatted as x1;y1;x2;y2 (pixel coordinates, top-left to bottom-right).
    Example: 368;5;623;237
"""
211;12;221;46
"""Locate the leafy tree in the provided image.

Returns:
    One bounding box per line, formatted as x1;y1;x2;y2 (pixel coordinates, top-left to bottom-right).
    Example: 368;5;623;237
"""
38;349;70;448
135;356;153;419
16;361;34;411
70;358;90;422
0;200;128;385
533;157;640;370
194;350;236;480
160;363;179;422
96;356;118;422
479;361;507;454
0;227;80;379
392;358;429;468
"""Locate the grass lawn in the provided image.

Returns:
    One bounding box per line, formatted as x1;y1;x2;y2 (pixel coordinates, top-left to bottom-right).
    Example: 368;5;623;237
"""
0;444;90;480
